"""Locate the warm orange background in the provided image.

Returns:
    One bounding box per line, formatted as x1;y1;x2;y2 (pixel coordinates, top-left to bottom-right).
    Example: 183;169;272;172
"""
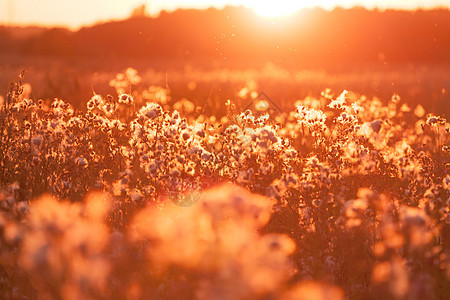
1;0;449;28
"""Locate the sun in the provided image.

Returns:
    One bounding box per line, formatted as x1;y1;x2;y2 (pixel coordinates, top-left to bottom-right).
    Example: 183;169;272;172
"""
249;1;304;18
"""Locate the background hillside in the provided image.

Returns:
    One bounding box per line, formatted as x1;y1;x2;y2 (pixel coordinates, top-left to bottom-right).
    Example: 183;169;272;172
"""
1;7;449;68
0;7;449;115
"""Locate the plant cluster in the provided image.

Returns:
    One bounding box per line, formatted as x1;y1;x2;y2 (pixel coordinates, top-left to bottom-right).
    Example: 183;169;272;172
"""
0;69;449;299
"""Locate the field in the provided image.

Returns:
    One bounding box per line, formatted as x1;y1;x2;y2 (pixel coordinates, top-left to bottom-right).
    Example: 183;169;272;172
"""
1;6;450;300
0;58;448;115
0;65;449;299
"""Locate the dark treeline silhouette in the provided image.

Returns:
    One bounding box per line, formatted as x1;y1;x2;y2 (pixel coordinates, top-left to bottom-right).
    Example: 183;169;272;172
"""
0;6;449;69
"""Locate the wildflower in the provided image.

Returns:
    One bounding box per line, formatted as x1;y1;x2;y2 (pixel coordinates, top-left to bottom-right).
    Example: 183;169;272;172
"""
125;67;141;85
426;116;438;126
400;207;429;227
118;93;133;105
101;102;116;115
86;99;95;111
426;114;446;126
75;157;88;167
414;105;426;118
391;93;401;104
169;168;180;177
185;163;195;176
321;88;334;100
182;132;190;140
370;120;382;133
149;163;158;174
336;112;357;126
31;135;44;147
328;90;348;110
201;150;212;162
400;103;410;112
296;105;327;133
89;94;104;108
255;99;269;111
351;102;363;114
173;98;195;114
137;102;162;120
196;129;206;138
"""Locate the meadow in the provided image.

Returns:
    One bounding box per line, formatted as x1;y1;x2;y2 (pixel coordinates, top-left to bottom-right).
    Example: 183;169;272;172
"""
0;59;448;116
0;66;449;299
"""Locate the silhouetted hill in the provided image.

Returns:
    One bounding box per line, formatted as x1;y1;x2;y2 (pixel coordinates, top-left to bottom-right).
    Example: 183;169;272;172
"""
2;6;450;69
0;26;46;40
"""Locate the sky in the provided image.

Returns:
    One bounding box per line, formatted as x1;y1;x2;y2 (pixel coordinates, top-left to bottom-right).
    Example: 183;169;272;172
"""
0;0;449;29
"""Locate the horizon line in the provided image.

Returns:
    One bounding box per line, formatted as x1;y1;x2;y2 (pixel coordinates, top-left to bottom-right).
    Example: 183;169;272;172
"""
1;4;449;31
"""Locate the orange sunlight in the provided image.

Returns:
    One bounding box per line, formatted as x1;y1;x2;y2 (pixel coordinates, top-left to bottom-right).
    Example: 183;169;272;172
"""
249;1;307;18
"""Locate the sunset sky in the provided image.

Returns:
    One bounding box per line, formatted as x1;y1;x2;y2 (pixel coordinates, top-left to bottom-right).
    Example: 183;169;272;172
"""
0;0;449;29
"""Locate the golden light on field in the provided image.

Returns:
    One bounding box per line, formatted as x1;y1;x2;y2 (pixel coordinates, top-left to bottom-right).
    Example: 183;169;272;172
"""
0;0;449;297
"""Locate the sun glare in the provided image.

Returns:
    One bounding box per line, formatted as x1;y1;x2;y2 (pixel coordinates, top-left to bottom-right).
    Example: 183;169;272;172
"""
250;1;304;18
